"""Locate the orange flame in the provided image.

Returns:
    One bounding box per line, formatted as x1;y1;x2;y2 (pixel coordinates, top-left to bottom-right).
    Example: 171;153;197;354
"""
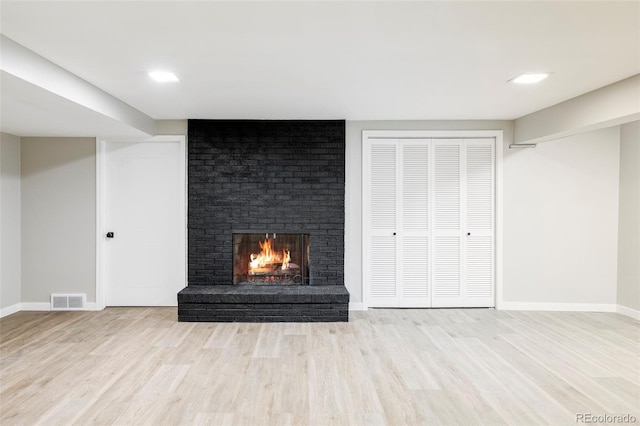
249;239;291;272
282;250;291;270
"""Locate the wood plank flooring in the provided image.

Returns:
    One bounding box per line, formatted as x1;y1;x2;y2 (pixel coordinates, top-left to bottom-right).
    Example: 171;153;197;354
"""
1;308;638;425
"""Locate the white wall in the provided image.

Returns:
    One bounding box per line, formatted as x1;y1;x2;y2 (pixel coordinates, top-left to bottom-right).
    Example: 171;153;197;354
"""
617;121;640;311
155;119;188;136
0;133;21;312
21;137;96;304
345;120;513;305
514;75;640;144
502;127;620;307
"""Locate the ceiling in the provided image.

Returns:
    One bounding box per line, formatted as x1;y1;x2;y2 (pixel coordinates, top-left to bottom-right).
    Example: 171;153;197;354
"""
1;1;639;137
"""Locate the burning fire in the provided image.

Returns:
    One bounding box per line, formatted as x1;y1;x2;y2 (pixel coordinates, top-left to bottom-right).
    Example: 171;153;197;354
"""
249;239;291;272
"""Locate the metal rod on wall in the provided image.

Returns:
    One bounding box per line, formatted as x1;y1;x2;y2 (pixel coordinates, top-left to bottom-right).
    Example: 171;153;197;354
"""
509;143;537;149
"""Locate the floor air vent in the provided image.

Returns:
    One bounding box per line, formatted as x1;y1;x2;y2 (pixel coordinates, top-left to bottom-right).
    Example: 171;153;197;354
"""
51;294;86;310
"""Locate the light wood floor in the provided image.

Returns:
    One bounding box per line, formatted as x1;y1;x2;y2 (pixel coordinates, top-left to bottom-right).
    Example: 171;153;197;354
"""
1;308;638;426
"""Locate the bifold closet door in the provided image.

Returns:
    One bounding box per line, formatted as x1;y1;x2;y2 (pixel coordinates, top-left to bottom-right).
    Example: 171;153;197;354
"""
366;141;398;306
399;142;430;306
364;137;494;308
365;139;431;307
430;138;495;307
431;140;463;307
463;139;495;307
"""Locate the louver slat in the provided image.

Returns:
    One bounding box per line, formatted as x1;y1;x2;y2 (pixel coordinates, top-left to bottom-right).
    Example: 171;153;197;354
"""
466;236;493;298
433;236;460;298
371;236;396;298
466;144;494;231
402;236;429;298
402;145;428;232
371;145;396;230
434;145;460;230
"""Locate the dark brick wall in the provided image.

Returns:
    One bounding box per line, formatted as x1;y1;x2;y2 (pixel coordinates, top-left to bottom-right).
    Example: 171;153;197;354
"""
188;120;345;286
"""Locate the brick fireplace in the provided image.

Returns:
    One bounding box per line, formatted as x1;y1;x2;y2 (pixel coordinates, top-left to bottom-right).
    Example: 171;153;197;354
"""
178;120;349;322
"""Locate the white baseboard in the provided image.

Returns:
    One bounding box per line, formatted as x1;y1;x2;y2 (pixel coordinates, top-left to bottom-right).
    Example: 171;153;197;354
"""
0;303;22;318
22;302;98;311
616;304;640;321
349;302;366;311
499;301;639;321
1;302;99;318
498;302;618;313
20;302;52;311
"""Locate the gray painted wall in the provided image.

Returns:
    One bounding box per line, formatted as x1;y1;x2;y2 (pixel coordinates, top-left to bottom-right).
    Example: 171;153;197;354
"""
617;121;640;311
155;119;188;136
503;127;620;305
21;137;96;304
1;133;21;310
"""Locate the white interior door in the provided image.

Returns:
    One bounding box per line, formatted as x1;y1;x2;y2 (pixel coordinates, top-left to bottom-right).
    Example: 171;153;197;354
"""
103;136;186;306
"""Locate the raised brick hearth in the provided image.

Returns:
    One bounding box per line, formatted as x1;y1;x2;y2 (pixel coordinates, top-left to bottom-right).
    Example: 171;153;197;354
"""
178;285;349;322
179;119;349;322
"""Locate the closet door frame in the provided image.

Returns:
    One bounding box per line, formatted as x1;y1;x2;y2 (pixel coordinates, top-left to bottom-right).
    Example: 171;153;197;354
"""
362;130;503;310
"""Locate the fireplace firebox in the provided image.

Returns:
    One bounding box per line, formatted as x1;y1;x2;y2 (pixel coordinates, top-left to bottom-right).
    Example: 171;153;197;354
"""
233;233;310;285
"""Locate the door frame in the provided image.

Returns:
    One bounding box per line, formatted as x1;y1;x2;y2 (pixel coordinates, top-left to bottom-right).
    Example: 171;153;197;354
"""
361;130;503;310
95;135;187;310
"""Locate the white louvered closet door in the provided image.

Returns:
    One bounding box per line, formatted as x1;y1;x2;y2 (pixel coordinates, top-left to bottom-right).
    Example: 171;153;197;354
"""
364;136;495;308
464;139;495;307
432;140;463;307
399;141;430;306
366;141;398;306
365;139;431;307
431;138;495;307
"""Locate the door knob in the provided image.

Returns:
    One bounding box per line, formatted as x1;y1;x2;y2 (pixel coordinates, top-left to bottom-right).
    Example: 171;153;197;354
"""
106;232;115;238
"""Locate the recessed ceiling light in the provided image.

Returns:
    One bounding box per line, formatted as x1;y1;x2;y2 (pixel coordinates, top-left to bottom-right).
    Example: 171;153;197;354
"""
510;73;550;84
148;71;179;83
